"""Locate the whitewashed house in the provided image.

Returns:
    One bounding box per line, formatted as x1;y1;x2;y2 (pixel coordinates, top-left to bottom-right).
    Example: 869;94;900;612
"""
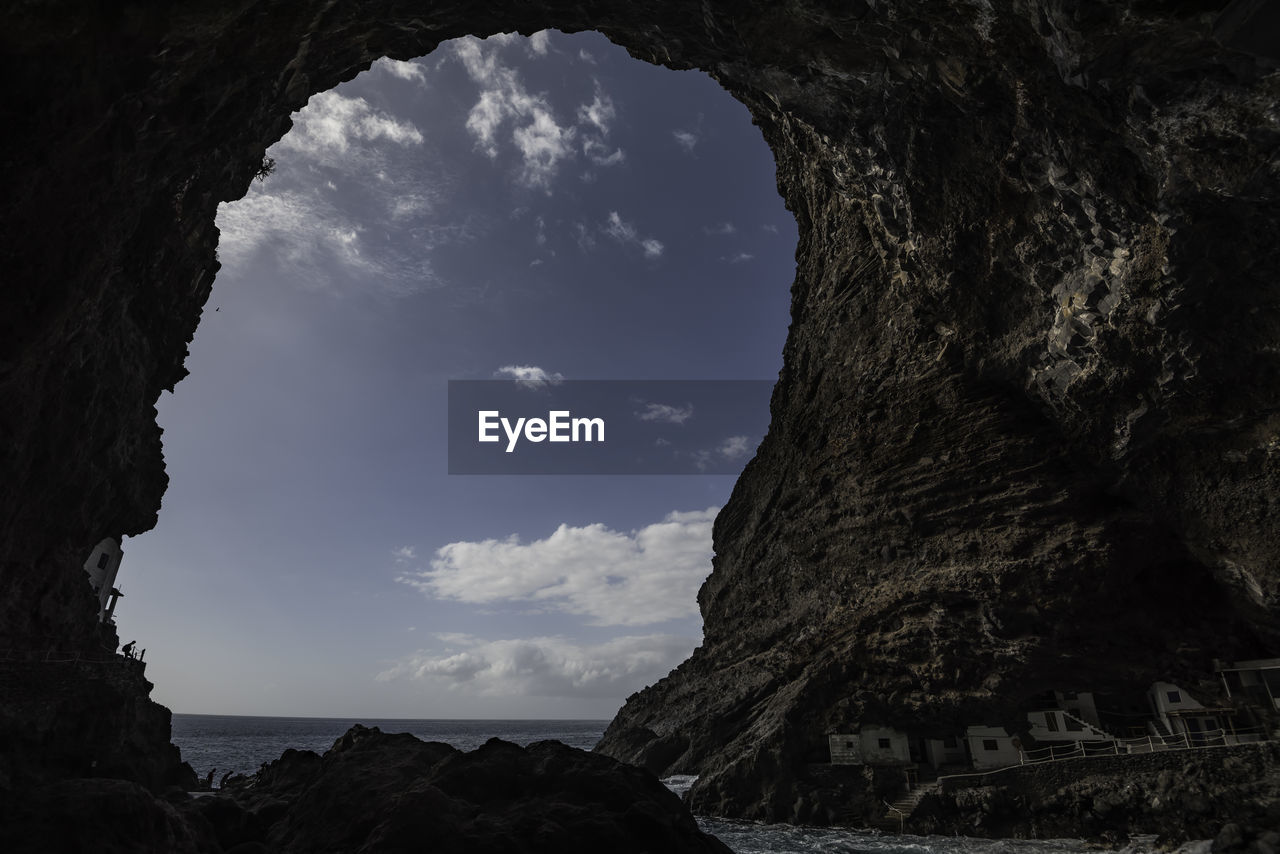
828;726;911;765
917;735;969;770
1147;681;1234;745
964;725;1022;769
1217;658;1280;712
83;537;123;624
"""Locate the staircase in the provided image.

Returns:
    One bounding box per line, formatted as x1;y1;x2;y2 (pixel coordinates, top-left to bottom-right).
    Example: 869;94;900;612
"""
1061;710;1119;741
871;782;938;832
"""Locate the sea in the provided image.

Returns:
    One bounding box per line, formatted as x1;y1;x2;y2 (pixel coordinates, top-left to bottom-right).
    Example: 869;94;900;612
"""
172;714;1108;854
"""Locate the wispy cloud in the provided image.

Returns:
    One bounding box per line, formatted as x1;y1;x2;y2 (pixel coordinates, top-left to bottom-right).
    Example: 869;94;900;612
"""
452;35;627;189
494;364;565;389
278;91;424;164
636;403;694;424
722;252;754;264
577;91;615;135
399;508;719;626
454;36;576;189
703;222;736;235
215;84;465;296
602;212;664;258
376;57;427;85
528;30;552;56
672;129;698;152
375;633;698;698
691;436;757;471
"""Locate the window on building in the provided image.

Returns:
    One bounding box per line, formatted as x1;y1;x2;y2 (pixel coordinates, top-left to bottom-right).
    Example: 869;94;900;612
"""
97;553;110;569
943;736;957;748
983;739;998;751
846;740;854;748
878;738;891;750
1167;690;1182;703
1045;712;1059;732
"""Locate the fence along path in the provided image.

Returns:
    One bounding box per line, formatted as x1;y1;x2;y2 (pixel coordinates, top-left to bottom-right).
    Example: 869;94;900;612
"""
938;726;1273;787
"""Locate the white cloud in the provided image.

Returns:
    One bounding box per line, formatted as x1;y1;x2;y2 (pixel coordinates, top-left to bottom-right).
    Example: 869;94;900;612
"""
690;436;757;471
703;222;736;235
217;191;372;274
583;138;625;166
572;222;596;251
577;92;616;135
375;633;697;698
636;403;694;424
215;187;446;296
578;49;597;64
279;91;423;163
392;546;417;563
723;252;754;263
512;110;576;187
718;435;753;459
376;57;427;85
672;130;698;152
453;36;576;189
214;81;458;296
762;223;780;233
453;36;626;188
400;507;719;626
602;212;663;259
603;211;637;243
494;364;565;389
528;30;552;56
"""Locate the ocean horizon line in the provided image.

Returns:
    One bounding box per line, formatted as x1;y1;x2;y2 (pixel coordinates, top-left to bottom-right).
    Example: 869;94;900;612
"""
172;712;613;723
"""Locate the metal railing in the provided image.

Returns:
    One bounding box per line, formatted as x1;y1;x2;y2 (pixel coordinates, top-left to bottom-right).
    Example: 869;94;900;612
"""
937;727;1273;787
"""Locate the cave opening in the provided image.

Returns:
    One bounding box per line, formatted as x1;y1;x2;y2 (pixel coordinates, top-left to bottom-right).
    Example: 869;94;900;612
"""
117;30;798;728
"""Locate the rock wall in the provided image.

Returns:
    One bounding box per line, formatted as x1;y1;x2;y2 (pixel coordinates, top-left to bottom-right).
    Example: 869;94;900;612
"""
1;0;1277;831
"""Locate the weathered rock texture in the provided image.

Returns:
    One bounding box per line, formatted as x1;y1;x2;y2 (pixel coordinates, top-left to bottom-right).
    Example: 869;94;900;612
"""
2;0;1278;836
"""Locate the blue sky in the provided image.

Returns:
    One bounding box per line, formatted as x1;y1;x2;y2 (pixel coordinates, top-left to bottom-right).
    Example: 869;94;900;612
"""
120;31;795;719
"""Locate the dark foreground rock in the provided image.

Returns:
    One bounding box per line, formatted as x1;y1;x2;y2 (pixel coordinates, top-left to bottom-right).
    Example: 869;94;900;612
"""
1;726;730;854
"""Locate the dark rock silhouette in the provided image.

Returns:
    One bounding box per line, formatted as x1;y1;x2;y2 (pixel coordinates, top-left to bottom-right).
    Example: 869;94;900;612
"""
191;726;730;854
2;0;1279;844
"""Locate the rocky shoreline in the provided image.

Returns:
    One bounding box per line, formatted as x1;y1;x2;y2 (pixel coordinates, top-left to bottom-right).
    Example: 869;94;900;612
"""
1;725;730;854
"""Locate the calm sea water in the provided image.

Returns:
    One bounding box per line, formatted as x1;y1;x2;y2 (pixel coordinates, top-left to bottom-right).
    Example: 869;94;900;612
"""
170;714;1100;854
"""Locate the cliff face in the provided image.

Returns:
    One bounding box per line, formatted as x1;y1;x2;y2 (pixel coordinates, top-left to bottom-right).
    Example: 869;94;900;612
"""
1;0;1277;828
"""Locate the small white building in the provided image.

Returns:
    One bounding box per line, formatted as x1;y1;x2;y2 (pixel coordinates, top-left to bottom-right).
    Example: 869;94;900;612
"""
828;726;911;765
1147;681;1232;745
918;735;969;770
1217;658;1280;711
965;725;1022;769
83;538;123;624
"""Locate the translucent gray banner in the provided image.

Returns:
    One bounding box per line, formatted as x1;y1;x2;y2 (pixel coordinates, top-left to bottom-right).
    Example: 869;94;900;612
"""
448;380;773;474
